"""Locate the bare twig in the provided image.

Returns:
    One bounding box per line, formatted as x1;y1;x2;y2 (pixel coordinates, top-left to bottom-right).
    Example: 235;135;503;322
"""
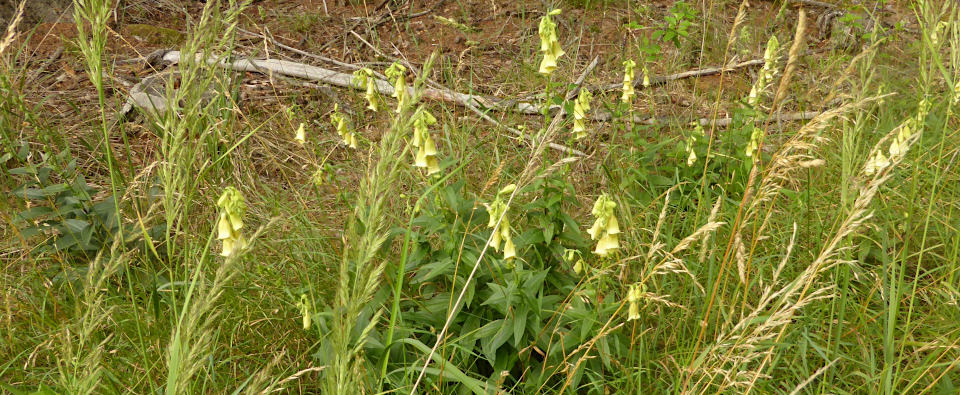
595;58;766;93
316;0;442;53
29;45;63;83
238;27;361;72
772;0;837;8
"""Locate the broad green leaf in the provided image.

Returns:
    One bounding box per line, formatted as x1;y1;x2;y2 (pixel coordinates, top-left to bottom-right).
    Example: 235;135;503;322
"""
16;206;53;222
392;338;490;394
513;307;528;344
62;218;91;233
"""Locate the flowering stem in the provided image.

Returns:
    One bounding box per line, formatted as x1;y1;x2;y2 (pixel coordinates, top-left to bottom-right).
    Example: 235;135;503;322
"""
379;162;465;384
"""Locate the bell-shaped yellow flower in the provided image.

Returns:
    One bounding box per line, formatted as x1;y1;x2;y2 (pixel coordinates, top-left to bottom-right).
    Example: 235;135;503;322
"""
415;137;438;168
217;212;232;240
684;122;703;166
745;127;763;160
748;36;780;108
411;109;441;175
642;65;651;88
485;200;505;228
425;157;439;175
330;104;357;149
864;151;891;175
488;216;511;253
385;62;408;113
889;122;915;159
595;233;619;256
311;166;325;187
763;35;780;65
626;283;643;321
621;60;637;104
294;122;306;144
563;248;586;274
483;185;518;259
888;137;906;158
953;81;960;105
503;236;516;260
216;187;246;257
297;294;311;330
221;237;247;258
353;68;379;112
573;258;584;274
587;219;603;241
587;193;620;257
538;9;565;75
572;89;592;139
607;215;620;235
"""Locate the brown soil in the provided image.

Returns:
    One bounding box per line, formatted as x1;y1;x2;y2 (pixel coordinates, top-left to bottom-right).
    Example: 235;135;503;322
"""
0;0;72;24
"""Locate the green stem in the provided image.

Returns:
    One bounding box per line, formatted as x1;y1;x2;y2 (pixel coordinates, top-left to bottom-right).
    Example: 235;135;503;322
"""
379;163;465;384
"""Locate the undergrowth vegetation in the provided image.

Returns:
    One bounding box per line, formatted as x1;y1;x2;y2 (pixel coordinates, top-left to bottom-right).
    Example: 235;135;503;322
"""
2;0;960;393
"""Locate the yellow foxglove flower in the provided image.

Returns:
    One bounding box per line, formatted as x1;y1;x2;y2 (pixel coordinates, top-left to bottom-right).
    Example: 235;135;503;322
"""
411;109;441;175
217;212;232;240
572;89;592;139
889;101;926;159
745;127;763;159
953;80;960;105
607;215;620;235
621;60;637;104
489;218;505;250
587;219;602;241
597;233;619;253
311;166;325;187
748;36;780;108
588;193;620;257
297;294;311;330
385;62;408;113
563;248;586;274
294;122;306;144
864;151;890;175
888;134;907;158
425;155;440;175
684;122;703;166
763;35;780;64
627;283;642;321
415;146;427;168
216;187;246;257
537;9;565;75
687;150;698;167
641;65;651;88
503;237;516;260
330;104;357;149
352;68;379;112
483;185;517;259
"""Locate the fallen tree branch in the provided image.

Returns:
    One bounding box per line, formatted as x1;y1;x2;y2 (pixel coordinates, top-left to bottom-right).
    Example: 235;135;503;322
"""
157;49;554;114
133;51;819;147
595;58;766;93
160;41;771;120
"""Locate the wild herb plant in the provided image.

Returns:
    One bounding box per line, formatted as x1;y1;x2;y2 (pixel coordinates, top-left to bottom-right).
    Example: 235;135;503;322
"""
3;0;960;394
